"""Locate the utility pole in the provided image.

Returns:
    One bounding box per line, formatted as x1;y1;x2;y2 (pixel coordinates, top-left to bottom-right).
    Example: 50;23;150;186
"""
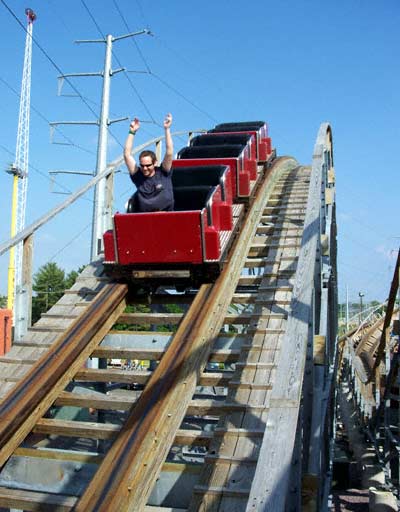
50;29;150;262
7;8;36;341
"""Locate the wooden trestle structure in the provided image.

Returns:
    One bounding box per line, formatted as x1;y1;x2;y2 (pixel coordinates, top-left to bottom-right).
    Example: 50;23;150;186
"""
339;249;400;507
0;124;337;511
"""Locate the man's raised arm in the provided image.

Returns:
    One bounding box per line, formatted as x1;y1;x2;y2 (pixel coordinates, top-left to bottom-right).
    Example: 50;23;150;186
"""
162;113;173;172
124;117;140;176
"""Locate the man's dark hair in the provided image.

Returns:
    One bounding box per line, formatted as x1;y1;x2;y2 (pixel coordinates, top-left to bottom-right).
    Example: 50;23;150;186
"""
139;150;157;163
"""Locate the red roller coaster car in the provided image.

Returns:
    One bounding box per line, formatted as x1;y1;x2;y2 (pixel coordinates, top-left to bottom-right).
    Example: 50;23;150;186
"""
103;121;274;286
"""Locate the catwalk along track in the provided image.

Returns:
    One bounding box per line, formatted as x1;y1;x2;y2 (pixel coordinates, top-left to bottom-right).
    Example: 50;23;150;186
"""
0;124;336;511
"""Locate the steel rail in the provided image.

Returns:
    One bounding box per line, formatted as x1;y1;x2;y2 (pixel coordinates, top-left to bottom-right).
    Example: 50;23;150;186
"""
74;157;298;512
0;281;128;467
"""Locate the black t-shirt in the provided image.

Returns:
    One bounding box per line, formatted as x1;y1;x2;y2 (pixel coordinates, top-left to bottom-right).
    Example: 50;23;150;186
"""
130;165;174;212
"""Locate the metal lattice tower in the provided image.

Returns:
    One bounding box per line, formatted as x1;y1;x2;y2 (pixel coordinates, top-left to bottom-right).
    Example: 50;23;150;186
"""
7;8;36;331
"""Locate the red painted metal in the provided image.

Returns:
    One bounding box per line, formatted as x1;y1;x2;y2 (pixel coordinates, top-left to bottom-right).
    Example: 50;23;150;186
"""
258;142;269;161
238;171;250;196
263;137;272;154
103;181;233;266
202;208;220;261
210;125;270;161
172;159;235;202
0;309;12;356
219;203;233;231
173;156;250;198
247;158;258;180
113;211;204;264
103;230;116;262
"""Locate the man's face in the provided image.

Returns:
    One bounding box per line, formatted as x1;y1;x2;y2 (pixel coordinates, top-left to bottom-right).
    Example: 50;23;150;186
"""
139;156;155;177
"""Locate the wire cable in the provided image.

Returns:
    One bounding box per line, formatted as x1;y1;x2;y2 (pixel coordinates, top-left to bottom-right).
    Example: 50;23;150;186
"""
49;221;92;261
0;142;94;203
111;0;151;73
110;0;219;124
0;75;95;156
1;0;100;120
80;0;158;128
133;0;149;28
152;34;226;97
2;0;127;151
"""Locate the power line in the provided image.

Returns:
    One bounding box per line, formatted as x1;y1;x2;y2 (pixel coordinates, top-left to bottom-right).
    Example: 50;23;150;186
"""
152;34;226;97
49;221;92;261
134;0;149;28
1;0;100;120
110;0;219;124
2;0;126;154
111;0;151;74
338;199;395;241
340;231;386;256
0;142;93;203
80;0;158;128
0;75;95;156
149;72;218;123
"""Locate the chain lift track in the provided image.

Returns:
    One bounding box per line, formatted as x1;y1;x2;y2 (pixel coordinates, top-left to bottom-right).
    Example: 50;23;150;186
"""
0;125;337;511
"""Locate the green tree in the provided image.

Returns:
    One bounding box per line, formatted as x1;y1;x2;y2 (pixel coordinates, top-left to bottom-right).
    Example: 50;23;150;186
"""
31;262;80;323
0;295;7;308
65;270;79;289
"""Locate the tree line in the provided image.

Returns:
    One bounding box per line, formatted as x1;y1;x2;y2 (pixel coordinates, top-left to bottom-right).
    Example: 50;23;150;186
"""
0;262;184;330
0;262;81;323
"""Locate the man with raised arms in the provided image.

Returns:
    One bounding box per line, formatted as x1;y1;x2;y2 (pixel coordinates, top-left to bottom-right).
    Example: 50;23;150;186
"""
124;113;174;212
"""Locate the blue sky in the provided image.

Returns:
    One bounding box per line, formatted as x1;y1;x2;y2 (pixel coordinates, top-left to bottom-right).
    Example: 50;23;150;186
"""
0;0;399;303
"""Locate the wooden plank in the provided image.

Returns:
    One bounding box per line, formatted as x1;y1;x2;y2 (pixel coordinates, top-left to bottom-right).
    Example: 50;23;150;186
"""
53;392;251;416
314;335;326;364
91;345;240;363
33;418;212;447
245;130;327;511
0;345;46;364
117;312;256;326
15;446;103;464
0;283;128;467
73;368;233;387
74;368;152;384
0;486;77;511
23;234;34;329
33;417;119;439
145;508;186;512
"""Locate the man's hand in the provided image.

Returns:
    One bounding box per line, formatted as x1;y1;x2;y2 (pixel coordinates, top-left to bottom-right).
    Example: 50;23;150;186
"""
164;113;173;129
130;117;140;133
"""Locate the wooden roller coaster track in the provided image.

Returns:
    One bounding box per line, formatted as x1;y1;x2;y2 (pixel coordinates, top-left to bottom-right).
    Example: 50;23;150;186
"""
338;250;399;506
0;125;337;511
